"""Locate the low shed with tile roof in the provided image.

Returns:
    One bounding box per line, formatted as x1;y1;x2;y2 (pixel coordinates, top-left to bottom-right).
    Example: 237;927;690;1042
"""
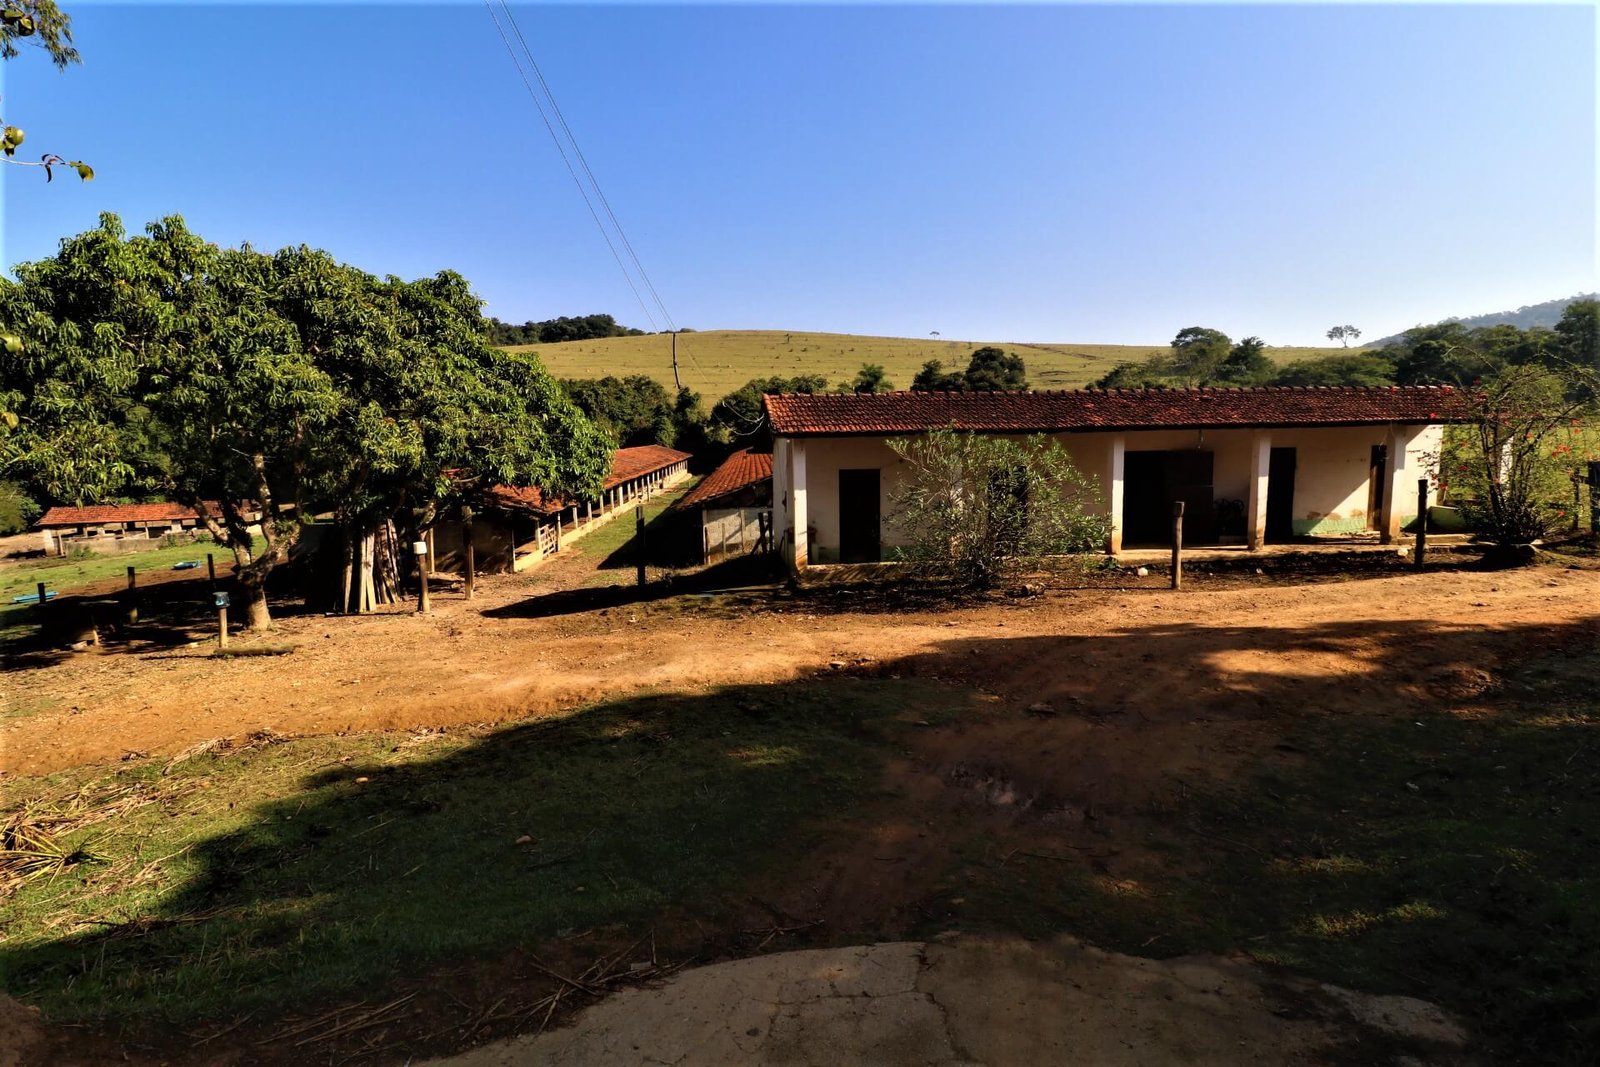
762;386;1469;571
676;448;774;563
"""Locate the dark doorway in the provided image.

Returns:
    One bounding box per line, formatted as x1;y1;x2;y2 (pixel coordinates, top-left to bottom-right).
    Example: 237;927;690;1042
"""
838;469;881;563
1367;444;1388;530
1266;447;1297;541
1123;450;1216;546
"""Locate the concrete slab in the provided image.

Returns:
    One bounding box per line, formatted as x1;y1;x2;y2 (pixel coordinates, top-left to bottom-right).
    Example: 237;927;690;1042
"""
423;936;1472;1067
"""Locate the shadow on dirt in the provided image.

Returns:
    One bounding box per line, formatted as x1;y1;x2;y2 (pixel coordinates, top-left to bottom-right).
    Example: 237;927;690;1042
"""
5;610;1599;1065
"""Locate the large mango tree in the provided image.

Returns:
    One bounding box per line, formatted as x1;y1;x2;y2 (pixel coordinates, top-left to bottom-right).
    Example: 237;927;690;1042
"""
0;213;609;629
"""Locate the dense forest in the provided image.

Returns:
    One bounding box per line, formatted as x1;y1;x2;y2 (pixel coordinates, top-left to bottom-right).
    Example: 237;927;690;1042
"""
488;314;646;346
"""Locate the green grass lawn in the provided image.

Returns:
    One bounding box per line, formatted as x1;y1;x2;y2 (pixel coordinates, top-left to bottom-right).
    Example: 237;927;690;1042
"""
0;541;217;638
0;676;958;1026
566;481;699;585
510;329;1349;400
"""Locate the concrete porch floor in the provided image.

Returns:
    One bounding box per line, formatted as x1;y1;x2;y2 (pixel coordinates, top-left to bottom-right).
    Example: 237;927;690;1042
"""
1113;532;1479;564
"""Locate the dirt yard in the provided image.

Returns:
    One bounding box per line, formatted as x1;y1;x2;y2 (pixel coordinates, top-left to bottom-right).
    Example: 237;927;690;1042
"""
4;552;1594;778
2;540;1597;1066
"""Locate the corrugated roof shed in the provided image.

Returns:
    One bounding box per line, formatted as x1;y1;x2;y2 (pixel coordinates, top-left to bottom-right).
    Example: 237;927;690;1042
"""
678;449;773;510
762;386;1468;437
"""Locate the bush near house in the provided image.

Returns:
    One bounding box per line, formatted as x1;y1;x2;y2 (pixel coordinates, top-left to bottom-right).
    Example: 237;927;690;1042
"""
888;429;1109;589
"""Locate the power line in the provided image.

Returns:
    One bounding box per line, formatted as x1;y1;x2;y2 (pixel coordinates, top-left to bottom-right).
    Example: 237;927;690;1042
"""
482;0;659;332
496;1;677;334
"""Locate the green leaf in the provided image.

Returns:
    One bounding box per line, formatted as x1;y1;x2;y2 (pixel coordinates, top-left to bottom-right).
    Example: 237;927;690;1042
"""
71;161;93;181
3;126;23;147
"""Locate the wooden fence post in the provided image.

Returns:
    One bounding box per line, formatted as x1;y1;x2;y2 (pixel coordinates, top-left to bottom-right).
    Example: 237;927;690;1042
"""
126;565;139;624
1170;500;1184;590
1414;478;1428;569
206;553;216;590
414;537;431;614
35;581;48;617
635;505;647;587
462;506;476;601
216;595;229;650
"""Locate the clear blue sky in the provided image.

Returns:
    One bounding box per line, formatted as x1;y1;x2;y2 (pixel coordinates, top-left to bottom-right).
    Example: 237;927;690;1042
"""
2;2;1595;347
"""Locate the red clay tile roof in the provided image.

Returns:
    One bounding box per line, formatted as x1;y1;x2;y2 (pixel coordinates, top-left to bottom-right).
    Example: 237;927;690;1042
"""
483;446;693;516
36;502;212;527
480;484;566;517
677;449;774;510
603;445;693;490
762;386;1468;437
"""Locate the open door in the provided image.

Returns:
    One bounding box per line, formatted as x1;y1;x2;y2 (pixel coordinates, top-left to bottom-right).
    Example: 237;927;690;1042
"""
1367;444;1387;530
838;469;881;563
1123;450;1216;545
1266;447;1297;541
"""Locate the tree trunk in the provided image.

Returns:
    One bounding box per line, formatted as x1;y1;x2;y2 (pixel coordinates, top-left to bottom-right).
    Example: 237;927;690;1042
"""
340;527;354;615
242;583;272;631
359;531;376;613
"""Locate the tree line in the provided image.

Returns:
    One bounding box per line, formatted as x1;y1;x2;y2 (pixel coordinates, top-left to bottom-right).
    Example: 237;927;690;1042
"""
1091;304;1599;391
487;314;647;346
559;345;1034;458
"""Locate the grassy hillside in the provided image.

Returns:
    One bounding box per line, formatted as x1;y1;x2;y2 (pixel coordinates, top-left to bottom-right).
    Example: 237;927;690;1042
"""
509;330;1349;399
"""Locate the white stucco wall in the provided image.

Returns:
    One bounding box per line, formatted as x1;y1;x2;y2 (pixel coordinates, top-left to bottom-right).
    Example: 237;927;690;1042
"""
778;423;1445;562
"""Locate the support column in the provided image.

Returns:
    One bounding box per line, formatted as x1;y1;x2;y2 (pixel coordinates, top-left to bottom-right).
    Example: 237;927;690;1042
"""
1380;425;1416;543
1246;432;1271;550
790;440;809;572
1105;434;1125;554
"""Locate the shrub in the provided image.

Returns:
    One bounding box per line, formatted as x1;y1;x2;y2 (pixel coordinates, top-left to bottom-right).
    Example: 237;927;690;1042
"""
888;429;1109;589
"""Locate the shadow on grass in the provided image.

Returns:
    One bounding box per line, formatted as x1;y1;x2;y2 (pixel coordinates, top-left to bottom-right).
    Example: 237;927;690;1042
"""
0;674;958;1034
594;498;698;571
1;573;232;672
4;610;1599;1064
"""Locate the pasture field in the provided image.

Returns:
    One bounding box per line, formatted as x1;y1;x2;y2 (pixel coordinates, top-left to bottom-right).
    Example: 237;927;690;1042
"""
509;329;1350;398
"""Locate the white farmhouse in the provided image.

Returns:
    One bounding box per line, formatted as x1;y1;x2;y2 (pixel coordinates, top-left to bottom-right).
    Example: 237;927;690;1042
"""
763;386;1465;572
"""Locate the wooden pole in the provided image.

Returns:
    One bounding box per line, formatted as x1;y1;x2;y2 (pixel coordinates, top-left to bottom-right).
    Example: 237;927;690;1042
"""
1170;500;1184;590
630;508;643;588
217;601;229;650
35;581;47;615
1589;461;1600;533
126;565;139;624
417;542;431;614
1414;478;1428;569
206;553;216;589
463;507;476;601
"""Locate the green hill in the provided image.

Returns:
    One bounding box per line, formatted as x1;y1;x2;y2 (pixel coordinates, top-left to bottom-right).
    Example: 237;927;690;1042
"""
509;330;1348;399
1369;293;1597;347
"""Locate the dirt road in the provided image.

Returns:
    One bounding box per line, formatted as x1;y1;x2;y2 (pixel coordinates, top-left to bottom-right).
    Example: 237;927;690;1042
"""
3;560;1596;778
